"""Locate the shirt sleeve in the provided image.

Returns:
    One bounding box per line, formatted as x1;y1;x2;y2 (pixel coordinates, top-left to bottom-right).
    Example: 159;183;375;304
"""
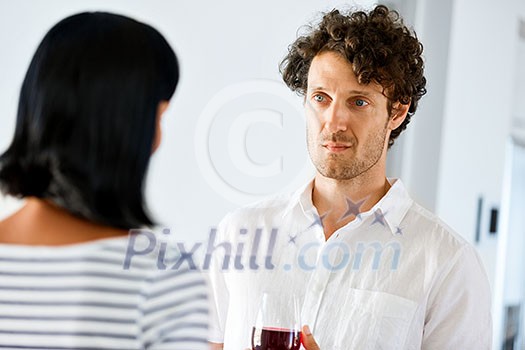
206;213;233;344
421;244;492;349
138;265;210;350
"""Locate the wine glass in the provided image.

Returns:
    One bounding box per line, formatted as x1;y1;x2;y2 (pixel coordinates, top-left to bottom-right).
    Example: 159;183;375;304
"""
251;291;302;350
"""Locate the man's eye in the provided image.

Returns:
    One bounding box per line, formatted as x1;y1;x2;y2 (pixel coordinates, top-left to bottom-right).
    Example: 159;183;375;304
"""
313;95;325;102
355;99;369;107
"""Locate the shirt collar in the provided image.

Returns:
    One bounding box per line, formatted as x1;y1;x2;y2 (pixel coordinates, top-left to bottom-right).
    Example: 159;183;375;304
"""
282;178;413;236
367;178;413;235
281;180;314;219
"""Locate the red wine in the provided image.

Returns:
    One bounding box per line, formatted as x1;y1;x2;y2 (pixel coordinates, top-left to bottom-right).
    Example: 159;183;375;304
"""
251;327;301;350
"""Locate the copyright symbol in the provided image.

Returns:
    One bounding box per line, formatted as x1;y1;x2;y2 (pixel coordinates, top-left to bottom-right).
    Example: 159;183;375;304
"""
195;79;312;204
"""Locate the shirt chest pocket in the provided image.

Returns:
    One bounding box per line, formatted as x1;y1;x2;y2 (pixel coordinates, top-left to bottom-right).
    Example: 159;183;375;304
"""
333;289;418;350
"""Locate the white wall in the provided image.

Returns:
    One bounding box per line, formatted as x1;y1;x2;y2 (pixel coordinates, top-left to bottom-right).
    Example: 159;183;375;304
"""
391;0;455;214
422;0;522;347
0;0;375;242
391;0;520;247
437;0;520;340
437;0;517;245
387;0;523;346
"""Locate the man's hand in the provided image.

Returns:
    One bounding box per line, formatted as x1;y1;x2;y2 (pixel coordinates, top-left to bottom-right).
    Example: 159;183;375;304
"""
301;325;320;350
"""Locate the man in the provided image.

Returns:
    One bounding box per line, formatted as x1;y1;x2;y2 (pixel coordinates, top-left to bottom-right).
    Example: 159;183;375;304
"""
208;5;491;349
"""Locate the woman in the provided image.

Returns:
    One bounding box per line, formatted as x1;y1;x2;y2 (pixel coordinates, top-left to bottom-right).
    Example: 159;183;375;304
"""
0;12;208;349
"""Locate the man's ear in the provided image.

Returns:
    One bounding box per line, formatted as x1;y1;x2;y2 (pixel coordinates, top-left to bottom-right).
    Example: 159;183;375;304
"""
388;102;410;131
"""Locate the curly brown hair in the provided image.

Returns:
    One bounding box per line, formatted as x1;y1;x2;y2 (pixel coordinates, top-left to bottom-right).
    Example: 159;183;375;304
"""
280;5;427;147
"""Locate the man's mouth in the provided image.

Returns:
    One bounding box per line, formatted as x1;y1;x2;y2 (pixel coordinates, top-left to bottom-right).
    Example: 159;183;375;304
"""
322;142;351;153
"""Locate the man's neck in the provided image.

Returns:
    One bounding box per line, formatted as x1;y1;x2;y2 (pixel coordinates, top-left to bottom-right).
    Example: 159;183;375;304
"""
312;172;391;240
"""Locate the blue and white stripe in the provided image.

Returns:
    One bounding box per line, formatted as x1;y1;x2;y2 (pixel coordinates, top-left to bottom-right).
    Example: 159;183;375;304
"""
0;236;208;349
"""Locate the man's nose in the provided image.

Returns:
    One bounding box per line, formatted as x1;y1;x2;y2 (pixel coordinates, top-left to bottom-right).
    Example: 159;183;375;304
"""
324;100;348;133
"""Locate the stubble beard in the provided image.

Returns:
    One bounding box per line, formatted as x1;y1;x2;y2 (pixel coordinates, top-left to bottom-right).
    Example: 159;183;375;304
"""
308;125;388;181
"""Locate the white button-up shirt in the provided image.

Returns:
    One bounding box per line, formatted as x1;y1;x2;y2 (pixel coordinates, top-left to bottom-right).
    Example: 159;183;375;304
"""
207;179;492;349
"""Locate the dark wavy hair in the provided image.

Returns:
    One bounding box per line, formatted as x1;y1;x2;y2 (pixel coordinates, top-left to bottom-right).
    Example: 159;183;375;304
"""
280;5;427;147
0;12;179;229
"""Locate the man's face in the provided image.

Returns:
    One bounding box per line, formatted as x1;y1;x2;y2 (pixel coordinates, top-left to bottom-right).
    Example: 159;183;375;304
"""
305;51;392;180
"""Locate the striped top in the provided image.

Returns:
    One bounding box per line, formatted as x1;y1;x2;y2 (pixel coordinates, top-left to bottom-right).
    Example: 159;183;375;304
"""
0;235;209;349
